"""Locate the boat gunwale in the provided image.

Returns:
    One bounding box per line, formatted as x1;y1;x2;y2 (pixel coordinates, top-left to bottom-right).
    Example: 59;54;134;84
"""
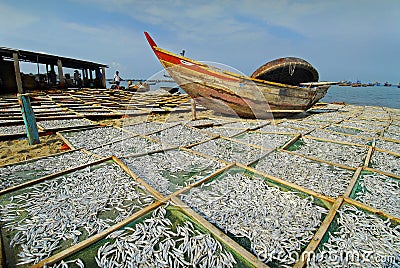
153;46;322;91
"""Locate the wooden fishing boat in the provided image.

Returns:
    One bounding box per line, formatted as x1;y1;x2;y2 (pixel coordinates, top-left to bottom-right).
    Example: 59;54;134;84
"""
145;32;334;118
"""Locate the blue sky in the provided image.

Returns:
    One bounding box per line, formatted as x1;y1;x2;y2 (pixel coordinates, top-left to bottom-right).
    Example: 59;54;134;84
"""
1;0;399;84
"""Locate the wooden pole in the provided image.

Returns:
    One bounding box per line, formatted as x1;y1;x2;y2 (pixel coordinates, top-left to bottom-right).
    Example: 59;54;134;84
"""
57;59;64;87
17;94;40;145
13;53;23;94
101;67;106;88
13;52;40;145
82;69;87;87
191;98;197;120
46;64;49;83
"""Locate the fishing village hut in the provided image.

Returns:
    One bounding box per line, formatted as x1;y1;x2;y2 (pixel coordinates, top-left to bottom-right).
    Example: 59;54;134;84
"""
0;47;108;93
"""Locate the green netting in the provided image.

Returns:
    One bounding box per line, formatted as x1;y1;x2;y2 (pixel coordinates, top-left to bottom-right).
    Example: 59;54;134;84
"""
310;203;399;267
0;160;155;267
180;167;331;267
54;205;254;267
284;138;305;151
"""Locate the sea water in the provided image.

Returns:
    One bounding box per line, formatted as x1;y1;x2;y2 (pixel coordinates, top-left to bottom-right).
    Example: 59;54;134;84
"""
118;81;400;110
321;85;400;109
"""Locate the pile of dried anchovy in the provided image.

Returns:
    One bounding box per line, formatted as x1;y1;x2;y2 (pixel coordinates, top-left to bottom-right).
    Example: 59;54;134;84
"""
181;172;328;266
190;138;268;165
0;163;155;266
294;138;368;168
90;136;163;157
37;119;94;129
0;150;97;191
353;172;400;218
122;149;223;195
95;205;237;267
254;150;353;198
149;125;212;147
62;127;132;149
308;205;400;267
369;150;399;176
233;132;294;149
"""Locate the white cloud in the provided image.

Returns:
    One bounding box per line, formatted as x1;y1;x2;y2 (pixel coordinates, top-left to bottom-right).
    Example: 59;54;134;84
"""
0;3;38;31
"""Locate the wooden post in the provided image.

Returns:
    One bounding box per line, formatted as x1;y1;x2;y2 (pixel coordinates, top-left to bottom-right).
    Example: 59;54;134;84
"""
46;63;49;83
14;53;40;145
82;69;86;87
191;98;197;120
17;94;40;145
57;59;64;87
13;53;23;94
101;67;106;88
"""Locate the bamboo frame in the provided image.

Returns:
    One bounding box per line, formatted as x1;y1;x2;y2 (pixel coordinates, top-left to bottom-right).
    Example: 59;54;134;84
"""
343;167;363;197
0;148;84;168
36;119;98;133
372;146;400;157
303;134;371;148
307;127;374;142
362;167;400;180
170;196;269;268
237;163;335;204
343;197;400;223
31;202;162;268
170;163;235;198
294;197;344;268
281;149;358;171
0;157;111;196
363;145;374;167
112;156;164;200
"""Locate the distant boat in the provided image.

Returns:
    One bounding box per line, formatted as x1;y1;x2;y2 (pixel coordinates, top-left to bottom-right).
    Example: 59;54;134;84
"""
338;81;351;86
144;32;335;118
384;82;392;87
398;82;400;88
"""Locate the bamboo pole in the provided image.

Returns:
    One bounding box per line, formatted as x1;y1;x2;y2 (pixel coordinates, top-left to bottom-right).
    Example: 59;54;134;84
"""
170;196;269;268
57;59;64;87
31;202;162;268
170;163;235;198
281;149;357;171
363;146;374;167
237;163;335;204
303;135;370;148
363;167;400;180
294;197;344;268
343;167;363;198
281;133;301;150
0;157;111;196
112;156;164;200
343;197;400;223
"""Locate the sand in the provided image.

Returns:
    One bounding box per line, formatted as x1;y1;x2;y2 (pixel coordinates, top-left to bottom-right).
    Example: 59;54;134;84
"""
0;109;216;167
0;134;65;166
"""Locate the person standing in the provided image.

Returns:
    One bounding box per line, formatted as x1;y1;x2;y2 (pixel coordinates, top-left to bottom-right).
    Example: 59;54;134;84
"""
73;70;82;89
113;71;123;89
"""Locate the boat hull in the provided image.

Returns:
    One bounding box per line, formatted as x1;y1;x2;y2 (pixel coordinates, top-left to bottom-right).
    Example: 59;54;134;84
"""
145;32;330;119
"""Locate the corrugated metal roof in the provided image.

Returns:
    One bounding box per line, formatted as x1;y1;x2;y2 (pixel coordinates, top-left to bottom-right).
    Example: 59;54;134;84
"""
0;47;108;69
